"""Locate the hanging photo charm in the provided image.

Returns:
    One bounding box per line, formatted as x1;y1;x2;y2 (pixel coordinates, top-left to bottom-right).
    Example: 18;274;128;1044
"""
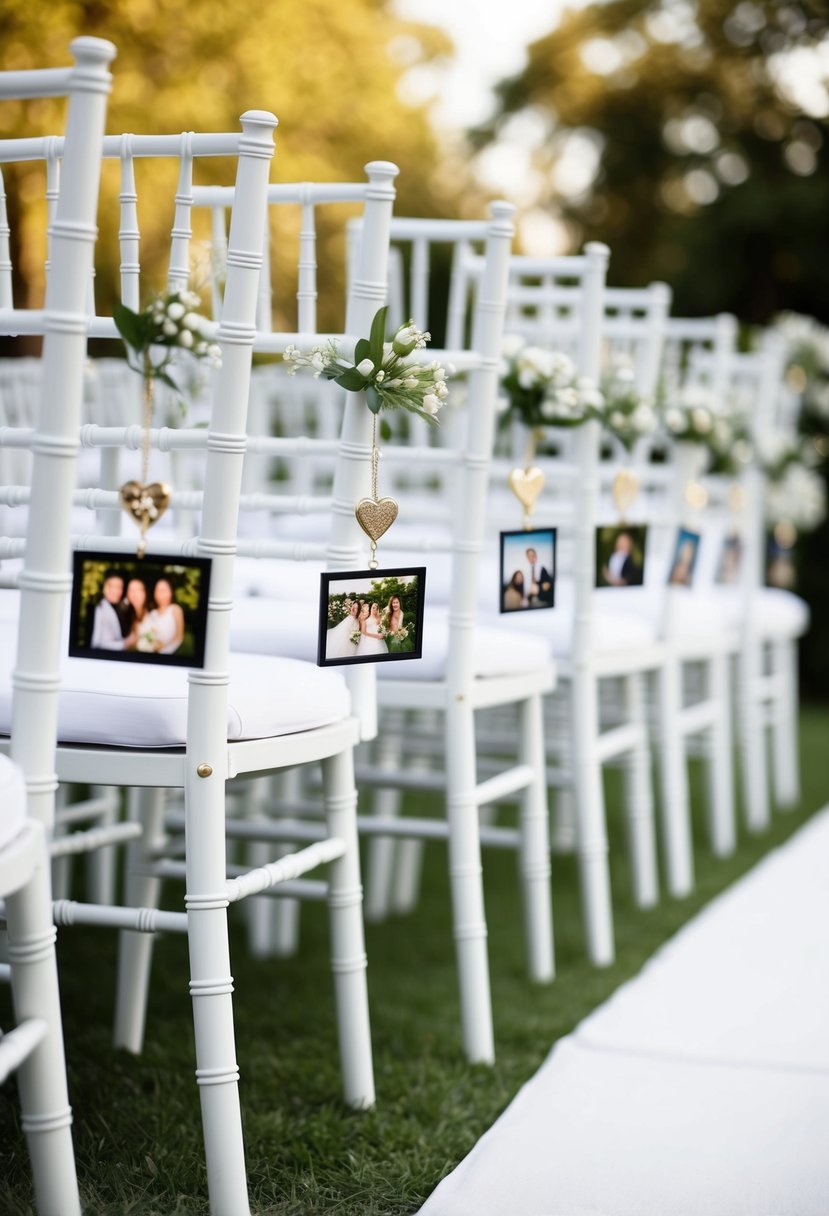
112;289;221;556
283;305;448;665
355;413;399;569
118;371;172;557
610;467;640;519
507;427;545;531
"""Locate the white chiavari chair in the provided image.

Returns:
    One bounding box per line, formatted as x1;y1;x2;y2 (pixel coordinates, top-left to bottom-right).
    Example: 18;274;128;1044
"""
0;757;81;1216
223;199;555;1064
0;34;116;1216
0;112;383;1215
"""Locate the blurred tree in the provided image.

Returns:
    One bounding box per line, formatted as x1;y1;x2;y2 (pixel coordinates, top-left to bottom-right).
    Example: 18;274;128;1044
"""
0;0;464;330
475;0;829;324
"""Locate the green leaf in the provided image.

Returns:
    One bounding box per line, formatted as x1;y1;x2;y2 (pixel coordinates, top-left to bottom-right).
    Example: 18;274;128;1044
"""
354;337;371;364
379;417;392;441
365;384;383;415
113;302;147;354
155;369;180;393
368;305;388;365
335;367;369;392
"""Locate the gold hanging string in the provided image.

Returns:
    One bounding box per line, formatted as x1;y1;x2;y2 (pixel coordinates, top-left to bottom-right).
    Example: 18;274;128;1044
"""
355;411;399;569
118;357;172;557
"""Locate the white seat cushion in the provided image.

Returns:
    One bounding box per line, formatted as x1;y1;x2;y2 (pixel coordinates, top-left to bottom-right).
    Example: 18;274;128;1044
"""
229;596;551;682
0;615;350;748
0;754;27;850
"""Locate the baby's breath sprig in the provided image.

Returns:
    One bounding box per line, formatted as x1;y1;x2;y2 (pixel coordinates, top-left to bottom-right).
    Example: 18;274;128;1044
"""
283;306;448;428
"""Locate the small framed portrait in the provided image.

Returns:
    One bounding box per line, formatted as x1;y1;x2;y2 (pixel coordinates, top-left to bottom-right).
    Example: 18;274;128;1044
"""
500;528;556;613
767;525;797;590
595;525;647;589
667;527;702;587
68;550;211;667
715;533;744;585
318;567;426;666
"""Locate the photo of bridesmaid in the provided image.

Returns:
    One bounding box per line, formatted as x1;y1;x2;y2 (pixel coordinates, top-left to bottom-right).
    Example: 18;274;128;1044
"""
318;567;426;666
69;551;211;667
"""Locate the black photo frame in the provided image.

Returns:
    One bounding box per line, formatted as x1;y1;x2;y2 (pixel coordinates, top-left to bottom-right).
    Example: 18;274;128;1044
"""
500;527;557;613
595;524;648;588
715;532;744;586
667;527;702;587
317;567;426;666
68;550;212;667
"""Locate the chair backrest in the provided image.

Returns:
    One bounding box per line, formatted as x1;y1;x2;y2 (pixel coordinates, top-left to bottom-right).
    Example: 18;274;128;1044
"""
0;111;278;806
189;163;398;736
485;245;611;655
0;38;115;831
368;208;521;688
660;312;738;413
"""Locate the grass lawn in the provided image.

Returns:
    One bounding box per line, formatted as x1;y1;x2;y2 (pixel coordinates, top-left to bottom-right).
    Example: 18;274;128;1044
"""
2;706;828;1215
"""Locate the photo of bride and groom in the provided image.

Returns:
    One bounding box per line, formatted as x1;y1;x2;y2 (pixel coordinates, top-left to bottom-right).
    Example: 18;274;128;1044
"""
69;551;211;667
500;528;556;613
318;567;426;666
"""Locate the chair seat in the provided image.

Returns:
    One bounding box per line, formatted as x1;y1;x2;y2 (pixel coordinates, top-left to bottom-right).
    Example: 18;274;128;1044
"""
229;595;551;681
0;615;350;748
605;585;809;645
0;753;26;851
480;597;660;660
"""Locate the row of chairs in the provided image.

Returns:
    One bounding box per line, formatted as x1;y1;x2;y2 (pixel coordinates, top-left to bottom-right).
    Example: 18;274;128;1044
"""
0;37;810;1215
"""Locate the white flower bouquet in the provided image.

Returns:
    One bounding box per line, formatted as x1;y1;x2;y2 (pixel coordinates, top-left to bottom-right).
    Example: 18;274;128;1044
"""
499;335;603;428
114;289;221;393
284;306;447;427
136;629;157;653
349;629;361;647
596;362;658;452
766;463;827;532
662;385;753;473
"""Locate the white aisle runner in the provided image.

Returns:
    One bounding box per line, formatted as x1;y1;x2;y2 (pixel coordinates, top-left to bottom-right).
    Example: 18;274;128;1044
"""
418;806;829;1216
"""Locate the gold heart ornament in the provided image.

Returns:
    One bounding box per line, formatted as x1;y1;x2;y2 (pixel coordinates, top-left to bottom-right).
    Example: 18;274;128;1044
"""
611;468;640;517
118;480;172;532
508;466;545;514
355;496;399;544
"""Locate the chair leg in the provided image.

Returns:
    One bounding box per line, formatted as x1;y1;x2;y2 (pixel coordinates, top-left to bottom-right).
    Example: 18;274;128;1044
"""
771;638;800;809
446;699;495;1063
390;708;437;916
246;772;301;958
517;694;554;982
547;690;577;853
737;640;770;832
621;673;659;908
321;747;375;1108
654;661;695;897
569;673;615;965
184;764;249;1216
85;785;121;906
6;828;81;1216
364;714;405;922
704;654;737;856
113;786;166;1053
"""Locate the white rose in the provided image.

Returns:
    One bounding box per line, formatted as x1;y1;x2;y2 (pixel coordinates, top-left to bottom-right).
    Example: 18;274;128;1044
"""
501;334;526;358
178;329;193;348
666;408;684;432
166;301;185;320
356;358;375;377
183;311;203;330
610;410;626;429
632;404;656;432
162;319;178;337
422;394;440;415
692;407;712;433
